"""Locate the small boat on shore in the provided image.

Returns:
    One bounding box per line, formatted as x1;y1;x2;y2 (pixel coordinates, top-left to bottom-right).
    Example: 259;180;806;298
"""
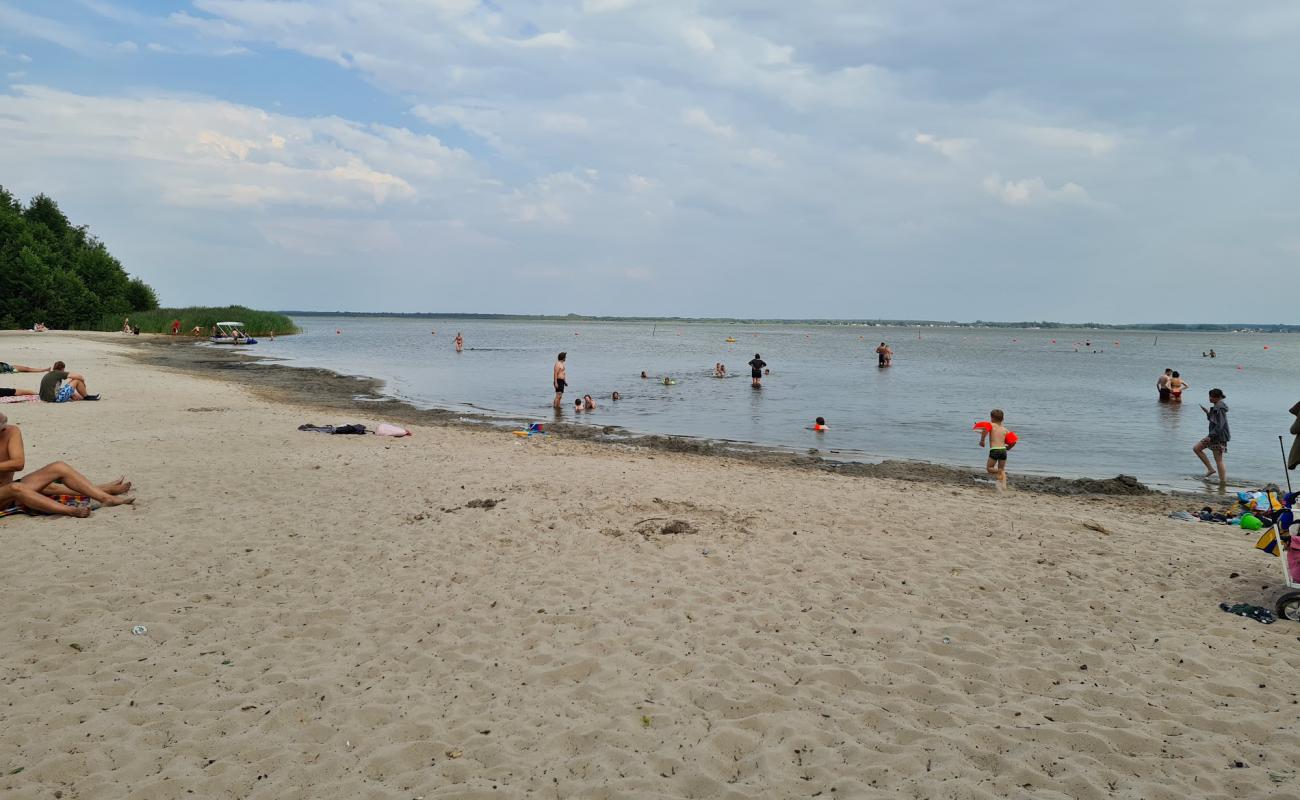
211;321;258;345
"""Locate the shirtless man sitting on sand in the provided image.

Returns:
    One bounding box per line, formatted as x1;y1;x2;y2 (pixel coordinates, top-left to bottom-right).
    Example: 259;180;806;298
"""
0;413;134;516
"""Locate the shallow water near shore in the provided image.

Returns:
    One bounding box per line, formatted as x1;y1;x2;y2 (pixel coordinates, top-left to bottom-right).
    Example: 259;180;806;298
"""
252;316;1298;492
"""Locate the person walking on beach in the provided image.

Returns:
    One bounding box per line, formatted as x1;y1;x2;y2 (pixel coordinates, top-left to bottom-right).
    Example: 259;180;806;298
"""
454;332;464;353
171;319;181;335
1157;368;1172;402
748;354;766;387
977;409;1012;491
553;352;567;409
1194;388;1230;483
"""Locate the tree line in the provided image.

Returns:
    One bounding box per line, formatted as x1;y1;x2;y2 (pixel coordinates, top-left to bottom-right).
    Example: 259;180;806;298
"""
0;185;158;330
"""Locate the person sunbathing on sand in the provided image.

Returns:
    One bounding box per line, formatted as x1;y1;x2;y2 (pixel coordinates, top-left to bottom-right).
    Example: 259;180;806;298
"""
0;387;37;399
0;361;51;375
0;413;134;516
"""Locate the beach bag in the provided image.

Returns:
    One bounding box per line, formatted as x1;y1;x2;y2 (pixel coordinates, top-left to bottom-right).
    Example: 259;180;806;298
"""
375;423;411;437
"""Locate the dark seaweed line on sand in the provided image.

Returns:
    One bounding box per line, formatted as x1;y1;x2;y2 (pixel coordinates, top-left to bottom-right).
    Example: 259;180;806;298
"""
121;335;1168;499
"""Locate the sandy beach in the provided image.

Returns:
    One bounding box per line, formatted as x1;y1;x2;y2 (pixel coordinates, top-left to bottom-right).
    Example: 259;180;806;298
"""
2;331;1297;799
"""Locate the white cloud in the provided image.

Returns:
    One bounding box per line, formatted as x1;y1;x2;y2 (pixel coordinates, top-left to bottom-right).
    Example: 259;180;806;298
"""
746;147;782;168
683;26;714;53
583;0;636;12
682;107;735;139
914;132;975;160
515;30;575;49
538;111;590;134
982;174;1091;207
0;85;468;209
113;40;139;53
1020;125;1118;156
507;171;594;224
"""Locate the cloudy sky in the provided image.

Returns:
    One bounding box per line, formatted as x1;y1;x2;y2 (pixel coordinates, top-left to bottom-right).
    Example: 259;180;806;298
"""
1;1;1297;322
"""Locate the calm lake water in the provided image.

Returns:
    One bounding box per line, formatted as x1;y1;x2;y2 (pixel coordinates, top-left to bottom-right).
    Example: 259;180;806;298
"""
248;316;1299;492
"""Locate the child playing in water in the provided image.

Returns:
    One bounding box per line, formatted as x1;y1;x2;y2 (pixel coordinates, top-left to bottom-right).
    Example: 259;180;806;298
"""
977;409;1011;490
812;417;828;431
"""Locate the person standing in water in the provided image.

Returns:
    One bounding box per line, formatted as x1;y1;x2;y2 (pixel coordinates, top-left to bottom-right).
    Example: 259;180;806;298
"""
553;352;567;409
1169;371;1188;402
1157;368;1172;402
1194;388;1230;483
875;342;891;367
748;353;766;387
454;332;464;353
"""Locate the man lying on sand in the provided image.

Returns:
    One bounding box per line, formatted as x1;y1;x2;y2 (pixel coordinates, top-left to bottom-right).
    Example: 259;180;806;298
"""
0;387;37;398
1;361;51;374
0;413;133;516
39;361;99;403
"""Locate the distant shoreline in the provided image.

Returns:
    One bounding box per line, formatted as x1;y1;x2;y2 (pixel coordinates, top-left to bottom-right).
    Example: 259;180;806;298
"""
277;311;1299;333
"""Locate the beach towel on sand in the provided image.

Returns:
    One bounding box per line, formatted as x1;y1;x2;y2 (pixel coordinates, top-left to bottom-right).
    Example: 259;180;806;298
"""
0;494;93;518
0;394;40;404
298;424;368;435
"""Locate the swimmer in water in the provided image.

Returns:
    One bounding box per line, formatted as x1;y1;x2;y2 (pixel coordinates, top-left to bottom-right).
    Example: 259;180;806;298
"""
583;394;596;410
875;342;889;367
454;332;463;352
640;371;648;379
813;416;828;431
574;398;583;412
612;391;621;401
977;409;1011;491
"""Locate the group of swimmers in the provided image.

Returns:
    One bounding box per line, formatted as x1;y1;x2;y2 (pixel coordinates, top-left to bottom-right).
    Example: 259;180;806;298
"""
553;351;776;412
1;361;99;403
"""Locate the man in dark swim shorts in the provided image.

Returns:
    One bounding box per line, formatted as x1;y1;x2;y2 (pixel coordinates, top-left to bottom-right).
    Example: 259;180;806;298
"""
748;354;766;387
553;352;567;409
1;388;37;398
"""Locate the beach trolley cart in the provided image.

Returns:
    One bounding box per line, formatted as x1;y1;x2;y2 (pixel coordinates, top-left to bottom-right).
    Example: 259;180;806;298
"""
1274;522;1300;621
211;322;258;345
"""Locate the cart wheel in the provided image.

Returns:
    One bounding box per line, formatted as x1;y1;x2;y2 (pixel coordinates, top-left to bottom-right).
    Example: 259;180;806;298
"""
1276;591;1300;622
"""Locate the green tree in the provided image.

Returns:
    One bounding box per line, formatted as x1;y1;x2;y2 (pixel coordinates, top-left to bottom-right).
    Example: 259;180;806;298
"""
0;185;159;328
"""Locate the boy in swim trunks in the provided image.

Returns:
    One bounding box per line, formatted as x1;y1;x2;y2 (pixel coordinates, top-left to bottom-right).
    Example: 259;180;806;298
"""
978;408;1010;491
553;352;567;410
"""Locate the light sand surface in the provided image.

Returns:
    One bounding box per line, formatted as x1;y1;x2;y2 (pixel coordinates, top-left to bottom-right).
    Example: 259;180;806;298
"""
1;332;1298;799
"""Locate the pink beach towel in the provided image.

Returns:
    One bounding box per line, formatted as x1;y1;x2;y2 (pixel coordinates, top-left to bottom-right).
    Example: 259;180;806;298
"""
0;395;40;404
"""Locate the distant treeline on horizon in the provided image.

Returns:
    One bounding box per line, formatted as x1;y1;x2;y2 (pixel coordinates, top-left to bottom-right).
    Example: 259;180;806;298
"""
279;311;1299;334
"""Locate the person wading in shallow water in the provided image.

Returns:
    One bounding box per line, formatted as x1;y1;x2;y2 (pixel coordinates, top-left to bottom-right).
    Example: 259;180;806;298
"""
553;352;568;410
748;354;766;387
1194;388;1230;484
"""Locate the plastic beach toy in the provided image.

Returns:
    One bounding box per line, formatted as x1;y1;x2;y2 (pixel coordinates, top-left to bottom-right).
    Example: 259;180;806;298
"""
1240;514;1263;531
